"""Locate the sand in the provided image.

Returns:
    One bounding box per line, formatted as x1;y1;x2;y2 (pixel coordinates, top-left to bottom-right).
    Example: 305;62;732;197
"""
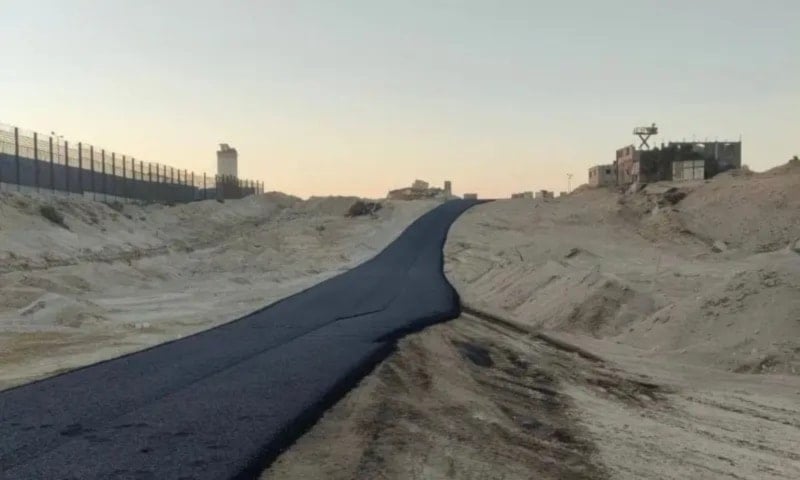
4;161;800;479
0;191;439;389
263;161;800;479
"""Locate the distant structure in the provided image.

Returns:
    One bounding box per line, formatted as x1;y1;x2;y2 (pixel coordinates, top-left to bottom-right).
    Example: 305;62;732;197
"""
633;123;659;150
535;190;554;199
217;144;238;178
463;193;478;200
672;159;705;181
589;125;742;189
444;180;452;196
388;179;444;200
667;141;741;172
412;179;429;190
588;164;616;187
559;191;568;197
511;191;533;199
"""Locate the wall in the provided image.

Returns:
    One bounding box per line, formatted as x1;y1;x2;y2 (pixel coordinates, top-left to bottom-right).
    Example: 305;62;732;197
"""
672;160;705;181
667;141;741;173
1;123;262;203
217;148;238;177
615;144;640;185
588;164;616;187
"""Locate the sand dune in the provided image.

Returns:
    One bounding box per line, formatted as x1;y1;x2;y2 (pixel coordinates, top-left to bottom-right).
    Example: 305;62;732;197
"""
0;192;438;389
4;162;799;479
264;161;800;479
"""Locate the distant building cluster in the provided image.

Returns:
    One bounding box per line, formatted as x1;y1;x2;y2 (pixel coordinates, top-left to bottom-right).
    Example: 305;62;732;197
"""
388;179;455;200
588;125;742;189
510;190;559;200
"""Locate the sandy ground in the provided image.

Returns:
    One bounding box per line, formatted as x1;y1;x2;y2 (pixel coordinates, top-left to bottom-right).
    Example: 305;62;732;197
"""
264;160;800;479
4;160;799;479
0;192;439;389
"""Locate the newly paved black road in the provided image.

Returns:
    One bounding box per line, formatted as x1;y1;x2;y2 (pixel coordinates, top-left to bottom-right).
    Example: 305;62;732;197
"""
0;199;479;480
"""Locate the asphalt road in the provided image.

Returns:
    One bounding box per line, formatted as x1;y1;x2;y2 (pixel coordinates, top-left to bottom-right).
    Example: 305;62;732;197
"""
0;199;479;480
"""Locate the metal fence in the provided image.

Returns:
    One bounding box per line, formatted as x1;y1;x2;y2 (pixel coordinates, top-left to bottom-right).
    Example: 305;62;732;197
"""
0;123;263;203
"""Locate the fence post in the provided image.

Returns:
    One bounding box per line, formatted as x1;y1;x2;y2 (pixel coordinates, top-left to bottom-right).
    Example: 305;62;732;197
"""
64;141;69;195
111;152;116;200
49;135;54;192
138;160;144;202
203;172;206;200
147;163;152;203
34;132;39;192
101;149;107;202
14;127;20;191
131;157;136;200
122;155;131;202
90;145;95;200
78;142;83;194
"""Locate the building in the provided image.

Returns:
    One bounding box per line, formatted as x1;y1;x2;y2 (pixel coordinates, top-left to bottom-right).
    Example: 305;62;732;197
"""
511;191;533;199
217;144;238;178
412;179;429;190
615;145;640;186
588;164;616;187
614;140;742;187
667;141;741;172
387;179;444;200
672;159;705;181
535;190;554;199
463;193;478;200
444;180;452;196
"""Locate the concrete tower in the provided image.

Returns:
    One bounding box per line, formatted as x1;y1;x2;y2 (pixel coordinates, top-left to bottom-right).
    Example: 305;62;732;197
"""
444;180;452;196
217;144;238;178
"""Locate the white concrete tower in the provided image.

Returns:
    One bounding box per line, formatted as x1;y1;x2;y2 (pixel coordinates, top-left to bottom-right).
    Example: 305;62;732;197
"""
217;144;238;178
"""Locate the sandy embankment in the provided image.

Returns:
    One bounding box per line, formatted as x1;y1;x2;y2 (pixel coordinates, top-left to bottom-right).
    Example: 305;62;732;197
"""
0;192;439;389
264;161;800;480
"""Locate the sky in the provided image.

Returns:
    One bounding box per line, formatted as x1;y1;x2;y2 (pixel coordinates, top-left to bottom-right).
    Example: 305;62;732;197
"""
1;0;798;199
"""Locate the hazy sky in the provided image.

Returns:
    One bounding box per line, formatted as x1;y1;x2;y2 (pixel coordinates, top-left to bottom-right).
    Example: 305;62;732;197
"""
1;1;798;198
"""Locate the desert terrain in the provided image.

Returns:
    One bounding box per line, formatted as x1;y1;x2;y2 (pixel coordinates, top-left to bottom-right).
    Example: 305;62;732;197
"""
264;160;800;479
2;161;799;479
0;192;438;389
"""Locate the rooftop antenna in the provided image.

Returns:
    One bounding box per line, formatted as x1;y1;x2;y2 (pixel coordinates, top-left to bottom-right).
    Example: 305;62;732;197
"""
633;122;658;150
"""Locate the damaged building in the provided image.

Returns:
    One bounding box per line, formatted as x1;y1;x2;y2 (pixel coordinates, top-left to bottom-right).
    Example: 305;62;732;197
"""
511;191;534;199
588;164;616;187
604;139;741;189
387;179;453;200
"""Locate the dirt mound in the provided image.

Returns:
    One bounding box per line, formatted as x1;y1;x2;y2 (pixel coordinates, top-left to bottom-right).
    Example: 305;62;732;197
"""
620;249;800;374
345;200;383;217
300;196;362;216
676;163;800;252
511;268;657;338
763;157;800;176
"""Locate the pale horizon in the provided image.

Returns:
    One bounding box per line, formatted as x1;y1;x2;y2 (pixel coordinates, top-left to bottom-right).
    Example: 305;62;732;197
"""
1;1;798;199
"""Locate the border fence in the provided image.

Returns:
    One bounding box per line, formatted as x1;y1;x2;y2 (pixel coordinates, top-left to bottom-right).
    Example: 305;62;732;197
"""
0;123;263;204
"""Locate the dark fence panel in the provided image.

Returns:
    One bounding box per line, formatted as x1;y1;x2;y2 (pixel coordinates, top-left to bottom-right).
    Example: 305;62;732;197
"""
0;123;263;202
